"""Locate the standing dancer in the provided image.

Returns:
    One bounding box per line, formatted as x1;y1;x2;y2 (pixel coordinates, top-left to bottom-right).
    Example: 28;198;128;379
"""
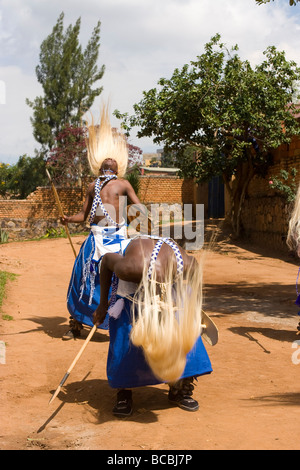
93;236;216;416
61;106;142;339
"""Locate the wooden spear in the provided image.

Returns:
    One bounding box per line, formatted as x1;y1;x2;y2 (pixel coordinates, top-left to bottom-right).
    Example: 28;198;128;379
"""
49;324;97;404
46;168;77;258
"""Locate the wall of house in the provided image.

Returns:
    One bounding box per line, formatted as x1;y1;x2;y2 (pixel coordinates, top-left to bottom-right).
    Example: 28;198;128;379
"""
240;135;300;252
0;176;195;241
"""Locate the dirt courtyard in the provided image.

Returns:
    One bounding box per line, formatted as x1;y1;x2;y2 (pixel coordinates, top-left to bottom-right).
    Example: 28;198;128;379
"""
1;227;300;451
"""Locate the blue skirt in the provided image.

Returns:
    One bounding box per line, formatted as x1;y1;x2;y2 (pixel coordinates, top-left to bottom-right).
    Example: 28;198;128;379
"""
107;298;212;388
67;231;110;329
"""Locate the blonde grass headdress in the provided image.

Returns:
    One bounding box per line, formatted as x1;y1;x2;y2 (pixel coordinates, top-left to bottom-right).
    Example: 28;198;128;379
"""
130;258;204;384
86;104;128;178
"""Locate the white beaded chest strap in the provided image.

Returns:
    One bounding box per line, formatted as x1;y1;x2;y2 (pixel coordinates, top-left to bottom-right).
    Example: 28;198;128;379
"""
89;175;118;225
147;238;184;280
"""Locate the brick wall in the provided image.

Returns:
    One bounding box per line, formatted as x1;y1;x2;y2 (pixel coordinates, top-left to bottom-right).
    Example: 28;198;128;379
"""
2;151;300;251
0;186;85;240
0;176;194;241
138;175;194;204
0;186;84;219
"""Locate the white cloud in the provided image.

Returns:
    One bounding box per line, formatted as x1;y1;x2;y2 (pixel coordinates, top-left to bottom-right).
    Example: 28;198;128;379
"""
1;0;300;163
0;65;40;161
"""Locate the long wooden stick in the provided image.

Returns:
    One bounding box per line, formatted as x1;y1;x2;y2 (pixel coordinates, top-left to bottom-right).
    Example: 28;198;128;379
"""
49;324;97;404
46;169;77;258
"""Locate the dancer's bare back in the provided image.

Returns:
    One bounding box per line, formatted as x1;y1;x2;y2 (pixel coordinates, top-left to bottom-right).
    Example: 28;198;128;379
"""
60;158;141;226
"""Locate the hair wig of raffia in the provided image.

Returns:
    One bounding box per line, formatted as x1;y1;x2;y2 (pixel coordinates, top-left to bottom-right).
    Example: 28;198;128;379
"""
287;184;300;256
130;258;204;384
86;104;128;177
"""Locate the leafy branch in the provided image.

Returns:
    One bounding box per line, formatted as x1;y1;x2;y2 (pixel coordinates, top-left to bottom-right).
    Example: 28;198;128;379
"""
269;168;298;203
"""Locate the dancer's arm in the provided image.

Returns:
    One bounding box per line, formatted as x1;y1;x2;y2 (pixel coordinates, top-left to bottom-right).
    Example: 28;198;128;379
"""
60;182;94;225
93;248;144;326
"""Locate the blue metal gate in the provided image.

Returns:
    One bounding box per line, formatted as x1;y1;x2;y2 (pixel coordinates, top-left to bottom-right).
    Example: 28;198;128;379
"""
208;176;224;218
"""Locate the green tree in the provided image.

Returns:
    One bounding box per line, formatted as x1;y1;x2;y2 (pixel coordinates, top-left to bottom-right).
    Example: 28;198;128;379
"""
0;163;12;196
118;35;300;236
125;164;141;195
26;12;105;153
5;155;48;199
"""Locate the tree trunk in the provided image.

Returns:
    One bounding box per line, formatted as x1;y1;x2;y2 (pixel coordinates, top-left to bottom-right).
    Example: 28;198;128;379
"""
224;160;254;238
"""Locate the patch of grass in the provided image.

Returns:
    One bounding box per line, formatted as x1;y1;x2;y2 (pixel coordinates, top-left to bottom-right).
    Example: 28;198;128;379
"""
2;314;13;321
0;270;17;313
0;229;9;244
30;230;89;242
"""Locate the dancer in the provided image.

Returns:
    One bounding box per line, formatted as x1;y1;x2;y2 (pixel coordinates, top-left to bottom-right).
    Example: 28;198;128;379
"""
61;105;143;339
287;184;300;335
93;236;216;416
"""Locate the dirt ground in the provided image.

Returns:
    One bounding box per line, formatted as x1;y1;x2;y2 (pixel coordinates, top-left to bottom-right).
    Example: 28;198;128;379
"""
1;224;300;451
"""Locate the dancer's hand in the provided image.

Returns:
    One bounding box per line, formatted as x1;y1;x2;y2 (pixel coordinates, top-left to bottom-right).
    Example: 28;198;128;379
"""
93;302;108;326
60;215;70;225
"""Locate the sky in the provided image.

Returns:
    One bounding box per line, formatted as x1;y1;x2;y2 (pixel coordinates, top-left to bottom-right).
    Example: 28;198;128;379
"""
1;0;300;165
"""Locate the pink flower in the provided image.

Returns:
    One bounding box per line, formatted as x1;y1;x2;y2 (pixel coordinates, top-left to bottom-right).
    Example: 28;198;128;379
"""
269;180;273;185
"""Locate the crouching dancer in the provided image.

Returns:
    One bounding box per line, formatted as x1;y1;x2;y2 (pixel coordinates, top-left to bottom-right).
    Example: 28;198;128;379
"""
93;236;217;417
287;184;300;335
